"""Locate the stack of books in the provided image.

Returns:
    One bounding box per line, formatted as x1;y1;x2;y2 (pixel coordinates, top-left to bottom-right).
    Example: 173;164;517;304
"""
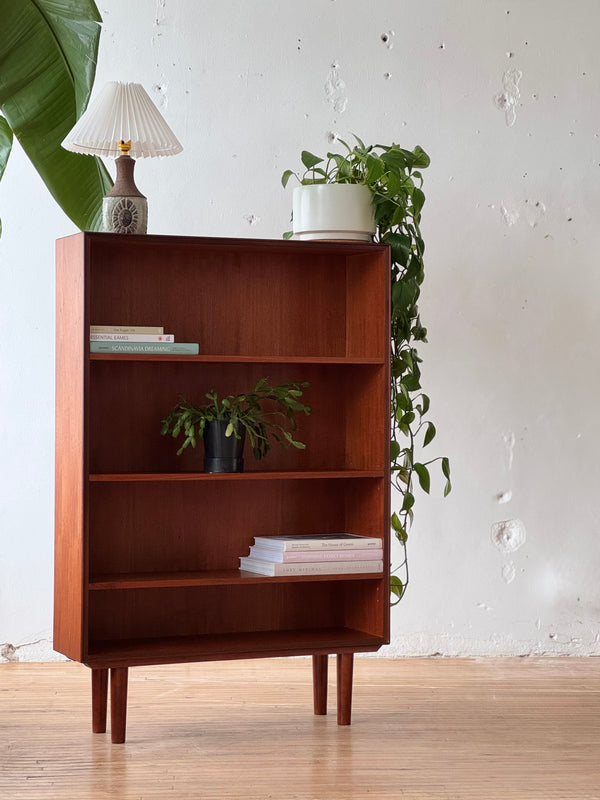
89;325;199;355
239;534;383;576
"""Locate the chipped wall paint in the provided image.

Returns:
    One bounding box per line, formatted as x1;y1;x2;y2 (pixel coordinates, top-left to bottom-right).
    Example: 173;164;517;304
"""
324;62;348;114
2;0;600;660
494;68;523;126
491;519;527;554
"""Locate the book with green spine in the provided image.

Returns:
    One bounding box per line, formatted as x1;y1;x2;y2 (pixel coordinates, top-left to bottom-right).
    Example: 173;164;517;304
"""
90;342;199;355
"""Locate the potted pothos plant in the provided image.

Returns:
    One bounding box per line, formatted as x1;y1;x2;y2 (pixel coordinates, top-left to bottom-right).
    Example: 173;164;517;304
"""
161;378;311;473
282;136;451;603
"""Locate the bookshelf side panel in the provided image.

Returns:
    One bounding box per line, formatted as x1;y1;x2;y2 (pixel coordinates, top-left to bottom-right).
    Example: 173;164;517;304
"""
54;234;88;661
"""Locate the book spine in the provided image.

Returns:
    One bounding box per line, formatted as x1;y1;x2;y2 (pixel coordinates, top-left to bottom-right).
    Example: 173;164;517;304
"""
249;546;383;563
90;333;175;342
253;537;381;551
90;342;199;355
239;557;383;576
90;325;164;334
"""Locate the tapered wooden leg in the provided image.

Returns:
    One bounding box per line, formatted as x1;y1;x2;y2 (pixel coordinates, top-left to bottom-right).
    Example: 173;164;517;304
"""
91;668;108;733
312;654;329;715
110;667;128;744
336;653;354;726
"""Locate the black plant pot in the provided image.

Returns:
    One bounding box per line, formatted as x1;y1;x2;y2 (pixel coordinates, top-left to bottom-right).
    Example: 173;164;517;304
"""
203;419;246;473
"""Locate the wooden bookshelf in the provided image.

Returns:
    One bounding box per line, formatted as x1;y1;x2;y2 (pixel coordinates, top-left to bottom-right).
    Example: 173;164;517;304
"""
54;232;390;742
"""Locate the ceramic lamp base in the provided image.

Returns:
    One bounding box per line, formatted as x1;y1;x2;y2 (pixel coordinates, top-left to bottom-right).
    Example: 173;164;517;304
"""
102;195;148;235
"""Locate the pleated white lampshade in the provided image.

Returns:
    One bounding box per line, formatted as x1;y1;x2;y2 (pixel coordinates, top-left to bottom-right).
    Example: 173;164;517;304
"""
62;81;182;158
62;81;182;234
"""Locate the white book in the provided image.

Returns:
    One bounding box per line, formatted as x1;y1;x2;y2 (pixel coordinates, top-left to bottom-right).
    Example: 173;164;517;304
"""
253;534;381;552
239;556;383;576
90;325;164;334
90;333;174;342
249;546;383;563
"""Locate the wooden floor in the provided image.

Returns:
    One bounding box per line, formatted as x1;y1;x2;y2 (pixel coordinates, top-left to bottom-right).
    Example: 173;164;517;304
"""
1;657;598;799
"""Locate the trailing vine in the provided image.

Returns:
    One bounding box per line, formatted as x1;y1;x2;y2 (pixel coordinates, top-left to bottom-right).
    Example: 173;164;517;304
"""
283;136;451;603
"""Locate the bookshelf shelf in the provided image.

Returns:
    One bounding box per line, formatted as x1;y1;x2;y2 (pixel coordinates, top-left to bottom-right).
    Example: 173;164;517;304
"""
91;353;385;364
89;569;384;590
85;628;386;669
54;232;390;742
89;469;385;482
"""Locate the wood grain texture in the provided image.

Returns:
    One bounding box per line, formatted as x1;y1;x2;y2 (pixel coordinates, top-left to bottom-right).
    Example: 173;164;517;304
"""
336;652;354;725
54;234;88;662
313;653;329;715
2;658;599;799
109;668;128;744
91;668;108;733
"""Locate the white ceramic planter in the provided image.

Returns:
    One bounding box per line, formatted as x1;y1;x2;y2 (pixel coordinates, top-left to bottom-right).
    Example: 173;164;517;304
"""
292;184;376;241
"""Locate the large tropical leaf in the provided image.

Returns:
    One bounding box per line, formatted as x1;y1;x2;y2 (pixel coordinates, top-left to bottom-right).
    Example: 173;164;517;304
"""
0;115;13;236
0;0;112;235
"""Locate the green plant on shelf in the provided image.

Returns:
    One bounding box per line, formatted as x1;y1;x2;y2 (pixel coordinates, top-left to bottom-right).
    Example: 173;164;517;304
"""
161;378;311;460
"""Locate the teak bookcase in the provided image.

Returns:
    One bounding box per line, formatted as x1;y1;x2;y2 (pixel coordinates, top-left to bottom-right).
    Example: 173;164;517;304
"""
54;232;390;742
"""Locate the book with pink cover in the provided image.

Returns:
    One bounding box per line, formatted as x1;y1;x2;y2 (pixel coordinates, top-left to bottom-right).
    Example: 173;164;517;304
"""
249;546;383;563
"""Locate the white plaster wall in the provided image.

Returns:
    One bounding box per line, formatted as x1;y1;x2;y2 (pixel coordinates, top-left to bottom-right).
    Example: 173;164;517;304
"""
1;0;599;661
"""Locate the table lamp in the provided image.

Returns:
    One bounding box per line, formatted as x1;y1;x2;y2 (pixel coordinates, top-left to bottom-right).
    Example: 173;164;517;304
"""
62;81;183;234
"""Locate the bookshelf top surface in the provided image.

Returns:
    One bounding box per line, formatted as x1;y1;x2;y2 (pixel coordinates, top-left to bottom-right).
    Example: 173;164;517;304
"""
58;231;390;258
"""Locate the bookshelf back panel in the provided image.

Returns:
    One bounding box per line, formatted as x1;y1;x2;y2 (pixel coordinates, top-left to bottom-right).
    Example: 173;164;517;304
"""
89;361;387;473
87;236;388;359
88;478;386;576
87;581;383;642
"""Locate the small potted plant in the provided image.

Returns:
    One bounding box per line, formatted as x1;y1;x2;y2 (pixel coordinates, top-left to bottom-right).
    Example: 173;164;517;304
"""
161;378;311;473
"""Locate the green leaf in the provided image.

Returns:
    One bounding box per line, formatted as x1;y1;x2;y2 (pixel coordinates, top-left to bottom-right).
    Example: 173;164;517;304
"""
392;278;418;313
281;169;295;188
392;466;409;484
390;440;401;461
416;394;430;416
390;575;404;602
385;232;412;267
380;148;407;171
442;456;452;495
391;513;408;544
301;150;323;169
0;0;113;233
0;115;12;237
401;491;415;512
394;383;411;410
412;187;426;215
412;145;431;168
328;153;351;179
413;463;431;494
401;372;421;392
0;115;12;181
365;153;385;183
423;422;436;446
391;512;404;534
